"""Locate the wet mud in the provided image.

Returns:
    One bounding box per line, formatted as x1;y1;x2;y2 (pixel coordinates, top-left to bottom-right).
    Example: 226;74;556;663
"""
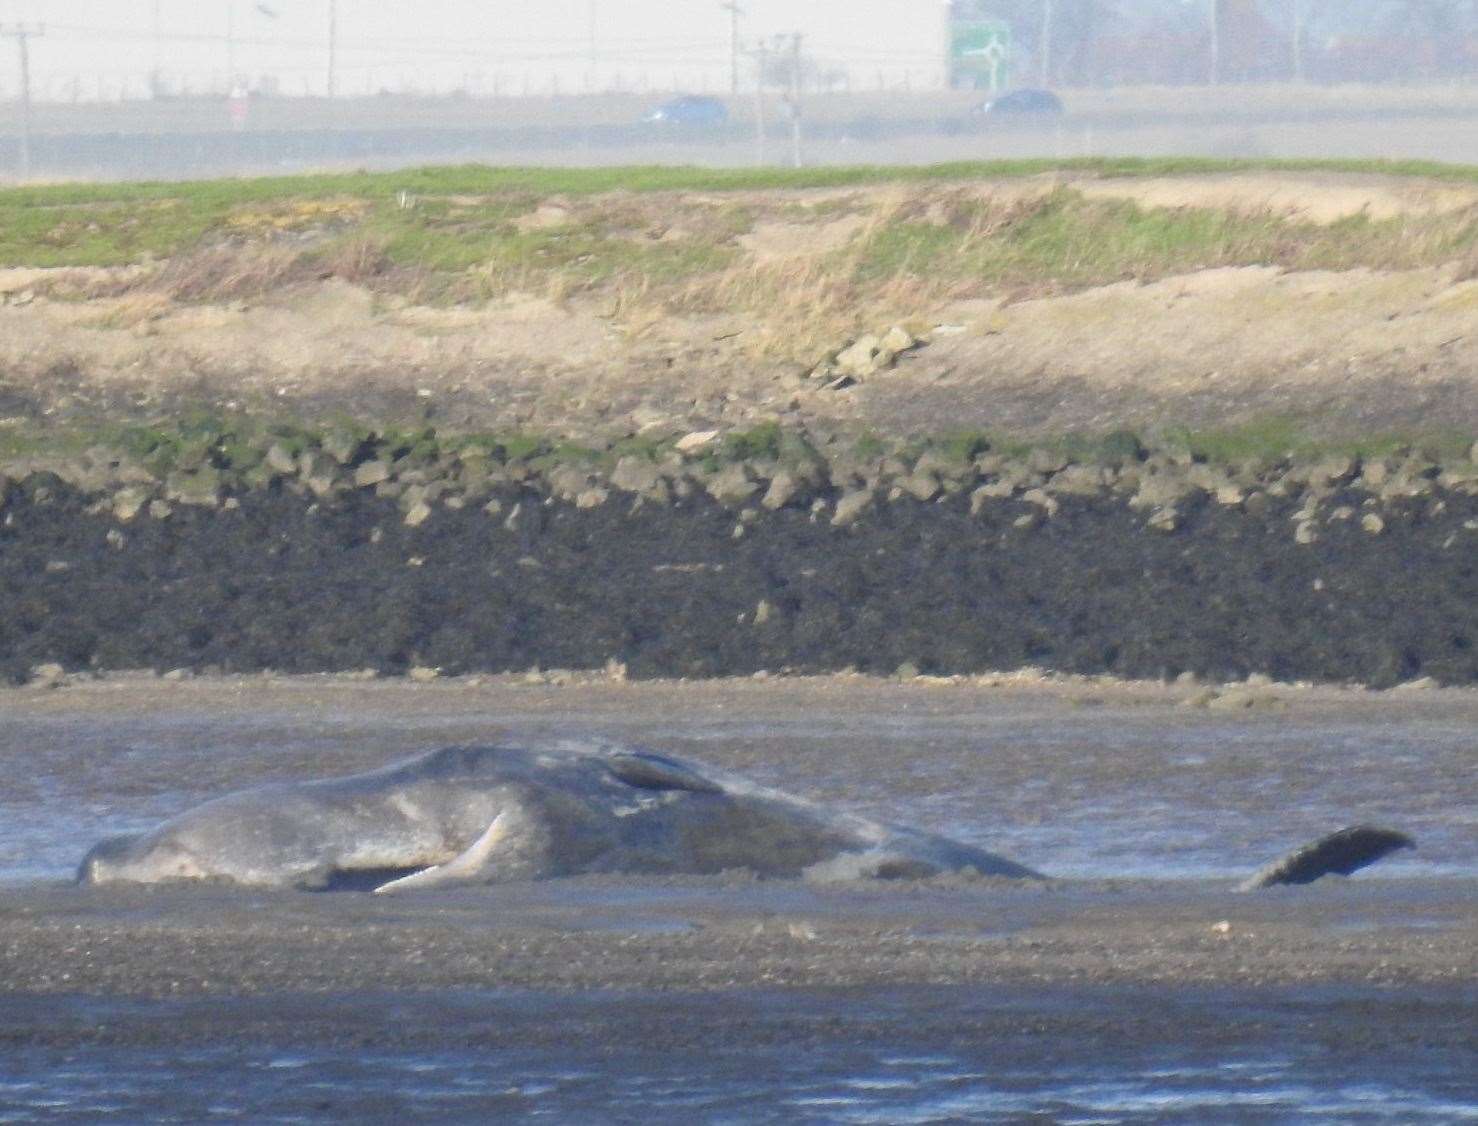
2;478;1476;686
3;983;1473;1121
3;876;1475;997
1;676;1473;1119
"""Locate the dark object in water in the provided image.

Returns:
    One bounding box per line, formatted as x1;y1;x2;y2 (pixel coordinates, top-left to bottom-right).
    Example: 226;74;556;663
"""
1237;826;1415;891
71;739;1417;894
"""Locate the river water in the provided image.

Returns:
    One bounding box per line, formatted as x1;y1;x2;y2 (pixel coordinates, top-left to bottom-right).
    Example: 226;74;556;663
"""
2;678;1473;884
0;676;1474;1122
2;984;1476;1123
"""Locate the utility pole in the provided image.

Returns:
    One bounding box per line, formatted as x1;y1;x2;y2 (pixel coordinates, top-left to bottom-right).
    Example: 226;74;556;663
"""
1039;0;1054;86
1290;0;1306;82
226;1;237;85
327;0;338;97
785;32;802;169
750;39;768;166
720;2;742;95
1208;0;1221;85
1;23;42;179
151;0;163;97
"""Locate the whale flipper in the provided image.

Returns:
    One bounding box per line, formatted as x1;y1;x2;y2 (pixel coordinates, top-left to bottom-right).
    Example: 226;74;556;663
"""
1238;826;1414;891
373;810;519;894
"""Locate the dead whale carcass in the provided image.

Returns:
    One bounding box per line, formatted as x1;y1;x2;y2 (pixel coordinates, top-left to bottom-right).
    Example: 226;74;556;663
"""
76;741;1415;893
76;741;1043;892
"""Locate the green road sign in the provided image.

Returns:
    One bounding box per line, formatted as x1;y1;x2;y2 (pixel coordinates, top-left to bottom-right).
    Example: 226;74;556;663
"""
951;18;1012;91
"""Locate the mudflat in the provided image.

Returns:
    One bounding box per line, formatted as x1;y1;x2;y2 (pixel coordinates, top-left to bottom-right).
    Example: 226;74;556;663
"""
1;674;1473;999
1;875;1474;999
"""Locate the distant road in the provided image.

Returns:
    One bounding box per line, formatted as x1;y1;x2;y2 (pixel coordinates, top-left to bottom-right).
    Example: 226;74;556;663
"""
3;97;1478;181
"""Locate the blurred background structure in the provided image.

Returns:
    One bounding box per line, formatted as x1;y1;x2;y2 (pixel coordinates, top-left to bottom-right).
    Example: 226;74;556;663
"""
0;0;1475;178
0;0;1473;101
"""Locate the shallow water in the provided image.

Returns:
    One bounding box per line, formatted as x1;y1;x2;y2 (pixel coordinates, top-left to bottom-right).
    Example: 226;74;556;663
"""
0;681;1474;1121
3;986;1476;1124
0;685;1473;883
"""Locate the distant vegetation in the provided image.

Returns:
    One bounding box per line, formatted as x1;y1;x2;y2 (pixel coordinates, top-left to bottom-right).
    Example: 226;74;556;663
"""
3;158;1475;475
3;155;1476;367
2;156;1477;267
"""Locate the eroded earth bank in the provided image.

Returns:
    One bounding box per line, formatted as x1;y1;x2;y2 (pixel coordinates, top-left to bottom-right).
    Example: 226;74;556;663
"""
3;165;1478;685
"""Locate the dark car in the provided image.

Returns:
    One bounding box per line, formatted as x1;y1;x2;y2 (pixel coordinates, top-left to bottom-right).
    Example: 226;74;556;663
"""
642;95;729;127
973;88;1065;117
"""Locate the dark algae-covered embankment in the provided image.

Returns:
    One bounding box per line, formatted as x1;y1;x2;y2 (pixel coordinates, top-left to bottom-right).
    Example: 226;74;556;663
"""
2;422;1475;686
4;161;1477;687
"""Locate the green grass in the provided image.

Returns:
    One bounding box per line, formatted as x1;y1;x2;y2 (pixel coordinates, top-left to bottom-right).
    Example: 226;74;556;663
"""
1157;418;1477;464
4;156;1478;270
854;188;1478;289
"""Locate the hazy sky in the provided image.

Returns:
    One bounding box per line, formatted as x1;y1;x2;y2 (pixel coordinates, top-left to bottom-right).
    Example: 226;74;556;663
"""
0;1;952;99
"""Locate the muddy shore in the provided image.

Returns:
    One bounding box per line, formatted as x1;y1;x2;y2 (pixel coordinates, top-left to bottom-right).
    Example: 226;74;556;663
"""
3;462;1476;686
1;675;1472;1118
2;674;1475;999
2;876;1475;1000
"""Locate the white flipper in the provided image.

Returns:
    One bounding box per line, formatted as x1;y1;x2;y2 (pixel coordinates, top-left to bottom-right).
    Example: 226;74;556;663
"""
373;810;515;894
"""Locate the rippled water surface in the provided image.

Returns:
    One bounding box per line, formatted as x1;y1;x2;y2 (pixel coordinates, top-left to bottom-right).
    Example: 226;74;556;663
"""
2;986;1476;1123
1;682;1473;882
1;680;1474;1121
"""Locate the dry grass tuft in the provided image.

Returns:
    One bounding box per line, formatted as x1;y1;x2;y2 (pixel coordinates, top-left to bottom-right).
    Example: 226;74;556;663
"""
84;291;174;330
318;234;392;285
654;251;952;361
149;243;307;303
223;197;371;234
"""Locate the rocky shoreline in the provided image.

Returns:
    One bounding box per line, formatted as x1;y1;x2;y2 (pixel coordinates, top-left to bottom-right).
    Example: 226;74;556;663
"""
3;422;1476;686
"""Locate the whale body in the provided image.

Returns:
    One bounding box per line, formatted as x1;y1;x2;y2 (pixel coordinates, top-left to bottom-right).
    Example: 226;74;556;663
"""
76;741;1414;893
77;741;1043;892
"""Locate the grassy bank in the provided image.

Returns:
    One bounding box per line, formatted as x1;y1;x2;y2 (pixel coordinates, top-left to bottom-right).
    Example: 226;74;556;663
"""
3;158;1477;454
3;156;1476;268
4;158;1476;364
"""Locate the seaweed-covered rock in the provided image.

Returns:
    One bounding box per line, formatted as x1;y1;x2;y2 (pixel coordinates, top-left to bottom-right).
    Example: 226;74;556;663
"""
761;469;806;511
1049;465;1110;497
831;488;873;527
547;465;597;503
706;463;761;507
1026;449;1069;475
896;472;941;503
165;468;222;508
1021;488;1060;517
265;443;299;476
675;430;719;455
610;456;662;495
112;486;153;522
1130;471;1199;511
354;459;393;488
